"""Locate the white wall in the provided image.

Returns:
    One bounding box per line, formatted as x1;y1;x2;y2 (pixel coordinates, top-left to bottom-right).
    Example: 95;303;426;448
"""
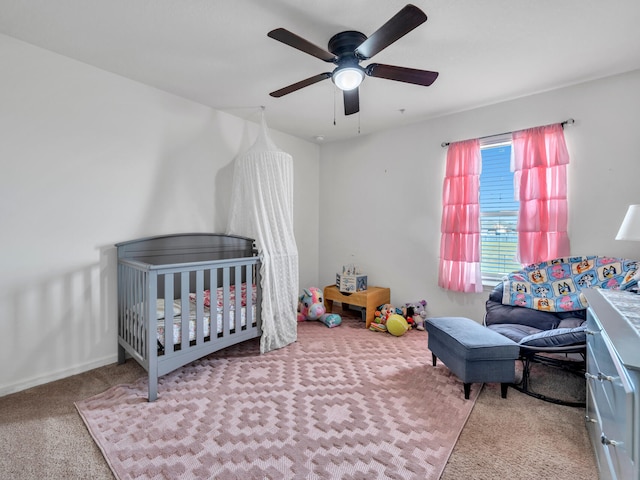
3;29;638;396
0;34;320;396
319;69;640;322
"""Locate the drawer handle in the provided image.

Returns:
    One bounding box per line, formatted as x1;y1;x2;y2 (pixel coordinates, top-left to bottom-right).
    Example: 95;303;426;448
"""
585;415;597;424
585;372;616;382
585;329;600;336
597;372;616;382
601;434;621;447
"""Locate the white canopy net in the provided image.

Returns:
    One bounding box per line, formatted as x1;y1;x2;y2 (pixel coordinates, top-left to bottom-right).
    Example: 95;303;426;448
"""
227;114;298;353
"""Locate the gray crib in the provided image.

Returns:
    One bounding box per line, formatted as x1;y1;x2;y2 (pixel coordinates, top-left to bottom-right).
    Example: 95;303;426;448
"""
116;233;262;401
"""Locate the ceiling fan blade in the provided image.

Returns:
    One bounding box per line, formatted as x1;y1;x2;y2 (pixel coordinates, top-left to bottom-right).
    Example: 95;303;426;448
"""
355;4;427;60
269;72;332;97
366;63;438;86
343;88;360;115
268;28;337;62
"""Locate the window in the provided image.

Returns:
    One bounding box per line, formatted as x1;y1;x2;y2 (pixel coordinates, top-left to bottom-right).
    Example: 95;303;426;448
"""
440;124;570;292
479;139;521;284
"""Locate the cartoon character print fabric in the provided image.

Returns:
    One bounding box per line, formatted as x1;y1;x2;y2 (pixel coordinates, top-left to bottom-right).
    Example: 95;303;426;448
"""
502;256;638;312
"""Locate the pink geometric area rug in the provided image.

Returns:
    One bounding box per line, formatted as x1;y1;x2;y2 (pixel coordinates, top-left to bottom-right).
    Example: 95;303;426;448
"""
76;315;479;480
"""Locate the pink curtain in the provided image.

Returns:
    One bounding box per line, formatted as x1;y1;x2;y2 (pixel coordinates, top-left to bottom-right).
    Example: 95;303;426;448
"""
512;124;570;264
438;139;483;293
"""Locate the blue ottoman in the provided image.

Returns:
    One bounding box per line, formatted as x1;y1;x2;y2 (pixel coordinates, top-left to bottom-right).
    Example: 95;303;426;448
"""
425;316;520;399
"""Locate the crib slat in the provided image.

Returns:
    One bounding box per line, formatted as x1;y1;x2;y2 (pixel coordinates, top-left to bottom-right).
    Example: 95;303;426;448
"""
138;268;146;358
246;264;254;327
147;270;158;401
222;267;230;337
132;267;140;355
195;269;204;345
234;265;242;332
255;262;262;330
126;267;133;351
163;273;173;354
209;267;217;341
181;271;190;351
138;268;144;356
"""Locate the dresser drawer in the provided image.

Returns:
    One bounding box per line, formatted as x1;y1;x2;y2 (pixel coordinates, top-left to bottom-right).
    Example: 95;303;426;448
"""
586;386;611;479
586;319;635;479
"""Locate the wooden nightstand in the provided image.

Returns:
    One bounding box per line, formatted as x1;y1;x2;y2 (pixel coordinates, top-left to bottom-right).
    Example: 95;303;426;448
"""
323;285;391;329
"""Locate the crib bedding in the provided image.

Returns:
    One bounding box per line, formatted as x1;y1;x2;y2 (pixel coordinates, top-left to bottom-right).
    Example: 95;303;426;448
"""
156;302;257;346
154;284;258;346
188;283;257;308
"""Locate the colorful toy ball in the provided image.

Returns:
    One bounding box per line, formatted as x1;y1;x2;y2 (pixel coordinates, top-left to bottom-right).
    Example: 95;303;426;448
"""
386;314;409;336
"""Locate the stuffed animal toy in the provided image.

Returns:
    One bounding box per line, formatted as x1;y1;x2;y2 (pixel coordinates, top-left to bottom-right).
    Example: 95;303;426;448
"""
370;303;403;332
403;300;428;330
374;303;403;324
297;287;341;328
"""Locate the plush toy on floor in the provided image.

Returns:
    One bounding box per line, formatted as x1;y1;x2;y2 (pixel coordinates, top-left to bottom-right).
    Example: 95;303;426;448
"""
403;300;428;330
370;303;403;333
370;301;427;334
297;287;341;328
375;303;403;324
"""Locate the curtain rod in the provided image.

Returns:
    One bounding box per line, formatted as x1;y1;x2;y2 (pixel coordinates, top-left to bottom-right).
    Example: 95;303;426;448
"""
440;118;575;148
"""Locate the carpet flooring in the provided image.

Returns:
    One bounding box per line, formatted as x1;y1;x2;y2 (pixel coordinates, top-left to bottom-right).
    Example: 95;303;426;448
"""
76;316;479;480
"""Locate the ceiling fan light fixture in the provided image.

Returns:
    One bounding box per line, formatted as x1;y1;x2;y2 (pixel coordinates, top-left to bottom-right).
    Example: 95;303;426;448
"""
267;5;436;115
332;66;365;91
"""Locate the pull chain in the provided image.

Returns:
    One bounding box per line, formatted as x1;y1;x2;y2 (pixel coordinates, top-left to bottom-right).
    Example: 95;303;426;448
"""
332;87;362;134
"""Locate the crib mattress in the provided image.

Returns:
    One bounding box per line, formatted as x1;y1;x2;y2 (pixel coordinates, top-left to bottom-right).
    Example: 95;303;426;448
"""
157;303;257;346
153;284;257;346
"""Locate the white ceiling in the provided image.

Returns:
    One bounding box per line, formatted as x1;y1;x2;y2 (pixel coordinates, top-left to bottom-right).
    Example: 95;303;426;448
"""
2;0;640;143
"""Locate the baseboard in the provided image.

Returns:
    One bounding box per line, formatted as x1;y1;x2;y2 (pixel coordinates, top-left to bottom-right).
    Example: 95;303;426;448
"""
0;353;119;398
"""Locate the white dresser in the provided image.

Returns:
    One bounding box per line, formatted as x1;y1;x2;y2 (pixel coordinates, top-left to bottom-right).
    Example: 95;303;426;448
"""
584;288;640;480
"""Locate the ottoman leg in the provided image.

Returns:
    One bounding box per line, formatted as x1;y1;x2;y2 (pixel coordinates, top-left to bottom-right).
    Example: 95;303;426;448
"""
431;353;437;367
463;383;471;400
501;383;509;398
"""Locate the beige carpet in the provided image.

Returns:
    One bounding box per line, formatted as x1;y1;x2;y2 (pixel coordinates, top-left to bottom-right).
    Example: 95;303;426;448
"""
76;316;479;480
442;360;596;480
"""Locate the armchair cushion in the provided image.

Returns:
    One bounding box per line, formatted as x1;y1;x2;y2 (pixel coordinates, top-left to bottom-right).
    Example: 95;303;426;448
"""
487;324;542;344
486;282;587;348
518;325;586;348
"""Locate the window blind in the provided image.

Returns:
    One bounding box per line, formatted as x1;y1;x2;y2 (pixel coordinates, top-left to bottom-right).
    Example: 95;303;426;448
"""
479;144;522;283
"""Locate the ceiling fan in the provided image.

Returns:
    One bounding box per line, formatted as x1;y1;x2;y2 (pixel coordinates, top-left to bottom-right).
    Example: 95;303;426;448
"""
267;4;439;116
